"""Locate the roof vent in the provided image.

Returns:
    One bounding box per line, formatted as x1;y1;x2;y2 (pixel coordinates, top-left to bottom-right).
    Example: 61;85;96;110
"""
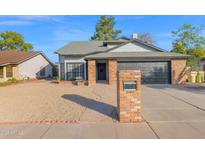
131;33;138;40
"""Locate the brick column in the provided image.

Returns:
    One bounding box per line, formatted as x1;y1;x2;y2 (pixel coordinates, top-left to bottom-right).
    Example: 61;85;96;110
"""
117;70;142;123
88;60;96;85
108;59;117;85
171;59;187;84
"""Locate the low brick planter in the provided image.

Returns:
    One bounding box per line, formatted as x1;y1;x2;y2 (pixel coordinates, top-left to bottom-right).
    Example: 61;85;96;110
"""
72;80;85;86
53;80;86;86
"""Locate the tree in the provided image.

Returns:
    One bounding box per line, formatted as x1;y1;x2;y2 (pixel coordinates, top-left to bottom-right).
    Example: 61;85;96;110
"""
0;31;33;51
138;33;156;45
91;16;122;41
171;24;205;66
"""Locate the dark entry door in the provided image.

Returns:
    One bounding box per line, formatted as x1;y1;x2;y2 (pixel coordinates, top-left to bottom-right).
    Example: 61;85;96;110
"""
97;63;106;80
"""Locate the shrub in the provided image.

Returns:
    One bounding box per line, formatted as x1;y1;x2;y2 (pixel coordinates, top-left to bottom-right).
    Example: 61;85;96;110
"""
0;82;10;87
56;76;60;81
7;78;18;83
0;78;19;87
69;77;76;81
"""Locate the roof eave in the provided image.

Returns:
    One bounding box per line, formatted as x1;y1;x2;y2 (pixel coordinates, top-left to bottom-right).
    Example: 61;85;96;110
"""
0;62;19;66
0;53;40;66
85;55;191;60
0;52;54;67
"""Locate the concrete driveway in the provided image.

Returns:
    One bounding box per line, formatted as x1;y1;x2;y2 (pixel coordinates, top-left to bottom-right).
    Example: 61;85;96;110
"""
142;84;205;138
0;82;205;138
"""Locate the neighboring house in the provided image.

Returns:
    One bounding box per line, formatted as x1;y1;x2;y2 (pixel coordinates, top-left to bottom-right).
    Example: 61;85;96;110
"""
56;34;190;85
199;59;205;71
53;63;59;77
0;51;53;82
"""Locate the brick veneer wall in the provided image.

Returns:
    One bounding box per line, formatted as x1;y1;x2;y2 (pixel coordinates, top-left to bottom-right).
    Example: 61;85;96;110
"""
171;59;187;84
108;59;117;85
117;70;142;123
88;60;96;85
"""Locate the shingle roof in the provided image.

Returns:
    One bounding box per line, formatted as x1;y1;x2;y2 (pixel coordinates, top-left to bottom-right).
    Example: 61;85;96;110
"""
85;51;191;59
56;41;108;55
55;39;190;60
56;39;169;56
0;51;53;66
103;39;129;43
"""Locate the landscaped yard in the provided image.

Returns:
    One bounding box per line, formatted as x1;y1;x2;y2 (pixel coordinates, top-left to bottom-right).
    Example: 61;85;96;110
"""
0;80;117;123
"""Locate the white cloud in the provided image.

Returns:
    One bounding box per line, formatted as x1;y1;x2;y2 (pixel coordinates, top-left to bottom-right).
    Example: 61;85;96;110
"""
15;15;52;21
15;15;66;23
0;16;65;26
152;32;172;38
159;32;172;38
0;20;31;26
52;27;92;41
115;15;145;21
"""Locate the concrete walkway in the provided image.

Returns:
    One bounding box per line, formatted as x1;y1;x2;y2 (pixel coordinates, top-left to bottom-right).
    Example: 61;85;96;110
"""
0;123;157;139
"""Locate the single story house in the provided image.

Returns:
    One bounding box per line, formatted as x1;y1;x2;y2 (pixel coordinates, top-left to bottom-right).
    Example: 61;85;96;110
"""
199;59;205;71
56;34;190;85
0;51;54;82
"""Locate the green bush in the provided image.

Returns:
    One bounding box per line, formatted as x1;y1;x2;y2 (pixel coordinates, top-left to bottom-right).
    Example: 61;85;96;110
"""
0;78;19;87
69;77;76;81
0;82;10;87
7;78;18;83
56;76;60;81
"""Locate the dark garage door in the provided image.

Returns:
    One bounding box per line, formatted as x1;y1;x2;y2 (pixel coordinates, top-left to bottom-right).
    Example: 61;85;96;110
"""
118;61;171;84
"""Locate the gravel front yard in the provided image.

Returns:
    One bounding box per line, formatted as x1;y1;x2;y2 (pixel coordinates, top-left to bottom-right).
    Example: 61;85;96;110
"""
0;80;117;123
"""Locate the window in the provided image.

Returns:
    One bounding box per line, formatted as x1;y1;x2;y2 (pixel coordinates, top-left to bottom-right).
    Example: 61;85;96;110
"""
6;65;13;78
0;67;3;78
67;63;84;80
40;67;45;76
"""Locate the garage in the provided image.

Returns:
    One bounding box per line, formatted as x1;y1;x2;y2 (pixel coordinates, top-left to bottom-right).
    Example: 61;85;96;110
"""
118;61;171;84
84;39;190;85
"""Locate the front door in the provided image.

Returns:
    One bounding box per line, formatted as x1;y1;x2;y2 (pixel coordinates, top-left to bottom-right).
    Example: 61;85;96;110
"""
97;63;106;80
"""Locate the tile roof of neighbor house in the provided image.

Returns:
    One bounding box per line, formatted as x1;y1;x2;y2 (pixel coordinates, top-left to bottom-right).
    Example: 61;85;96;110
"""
0;51;53;66
85;51;191;59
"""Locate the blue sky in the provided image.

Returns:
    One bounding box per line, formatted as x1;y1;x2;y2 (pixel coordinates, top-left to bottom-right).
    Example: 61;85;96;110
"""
0;15;205;62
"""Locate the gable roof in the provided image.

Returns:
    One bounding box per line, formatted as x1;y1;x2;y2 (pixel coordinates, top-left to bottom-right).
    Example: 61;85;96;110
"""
0;51;54;66
104;39;168;53
56;39;168;56
85;39;190;60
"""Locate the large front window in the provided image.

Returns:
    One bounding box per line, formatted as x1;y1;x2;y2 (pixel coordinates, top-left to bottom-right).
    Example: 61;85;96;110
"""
67;63;84;80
